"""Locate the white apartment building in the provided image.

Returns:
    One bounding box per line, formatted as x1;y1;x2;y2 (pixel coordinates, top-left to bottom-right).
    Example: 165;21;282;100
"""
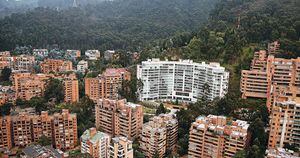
80;128;110;158
32;49;49;58
137;59;229;102
85;50;101;60
77;60;88;73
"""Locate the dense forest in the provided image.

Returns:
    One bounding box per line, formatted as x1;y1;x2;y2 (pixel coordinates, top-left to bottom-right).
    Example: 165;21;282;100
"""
0;0;218;51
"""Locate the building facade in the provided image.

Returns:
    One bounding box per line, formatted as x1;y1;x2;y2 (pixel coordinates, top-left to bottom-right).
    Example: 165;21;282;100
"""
85;50;100;60
110;137;133;158
85;68;131;101
137;59;229;102
77;60;88;73
63;74;79;103
139;114;178;158
40;59;73;73
80;127;110;158
268;101;300;149
0;116;12;150
95;99;143;140
188;115;250;158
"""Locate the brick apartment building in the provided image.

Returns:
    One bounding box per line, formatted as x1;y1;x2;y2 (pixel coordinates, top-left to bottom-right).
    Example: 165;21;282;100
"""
95;99;143;140
0;109;77;151
63;73;79;103
188;115;250;158
85;68;131;101
140;113;178;158
40;59;73;73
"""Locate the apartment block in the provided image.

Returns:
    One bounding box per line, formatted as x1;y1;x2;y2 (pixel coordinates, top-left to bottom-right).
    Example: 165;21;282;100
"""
268;41;280;55
12;73;53;100
63;74;79;103
80;127;110;158
0;85;15;105
32;49;49;59
188;115;250;158
85;50;100;60
140;114;178;158
0;116;12;150
12;113;33;147
110;137;134;158
268;101;300;149
95;99;143;140
13;55;35;72
137;59;229;102
66;50;81;61
40;59;73;73
52;109;78;150
31;111;53;143
266;148;299;158
240;49;300;110
85;68;131;101
77;60;88;73
21;144;63;158
0;55;13;69
104;50;119;60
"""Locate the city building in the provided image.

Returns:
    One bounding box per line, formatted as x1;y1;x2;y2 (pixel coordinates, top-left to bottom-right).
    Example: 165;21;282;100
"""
21;144;64;158
85;68;131;101
63;74;79;103
32;49;49;59
240;49;300;110
11;112;33;147
65;50;81;61
268;101;300;150
137;59;229;102
77;60;88;73
0;55;13;69
12;73;53;100
110;137;134;158
188;115;250;158
40;59;73;73
85;50;100;60
0;51;10;56
95;99;143;140
104;50;119;60
0;85;15;105
81;127;110;158
2;110;77;150
12;55;36;72
0;116;12;150
268;41;280;55
266;148;299;158
140;114;178;158
52;109;78;150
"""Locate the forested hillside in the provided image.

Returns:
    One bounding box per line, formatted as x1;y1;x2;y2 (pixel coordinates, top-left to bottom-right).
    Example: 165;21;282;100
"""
0;0;218;51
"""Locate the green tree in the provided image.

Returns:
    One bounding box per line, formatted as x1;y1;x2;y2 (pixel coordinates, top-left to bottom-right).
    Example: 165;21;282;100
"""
44;78;64;103
152;150;160;158
156;103;167;115
37;135;51;146
233;150;246;158
0;103;12;116
1;67;12;81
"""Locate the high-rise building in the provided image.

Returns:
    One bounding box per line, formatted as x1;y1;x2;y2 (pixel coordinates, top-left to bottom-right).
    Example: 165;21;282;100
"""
63;74;79;103
137;59;229;102
95;99;143;140
31;111;53;143
12;113;33;147
240;49;300;110
268;101;300;149
140;114;178;158
40;59;73;73
12;73;53;100
0;116;12;150
188;115;250;158
52;109;78;150
80;127;110;158
85;68;131;101
12;55;35;72
110;137;134;158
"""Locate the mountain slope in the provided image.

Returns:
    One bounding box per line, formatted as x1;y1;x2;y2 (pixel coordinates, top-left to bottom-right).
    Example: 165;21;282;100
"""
0;0;218;51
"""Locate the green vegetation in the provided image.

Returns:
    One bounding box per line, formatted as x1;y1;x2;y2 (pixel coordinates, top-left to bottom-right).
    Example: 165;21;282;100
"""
0;0;218;51
44;78;64;103
1;67;12;82
37;135;52;146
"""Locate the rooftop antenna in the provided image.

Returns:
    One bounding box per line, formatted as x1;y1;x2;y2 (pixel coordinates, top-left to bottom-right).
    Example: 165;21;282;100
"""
72;0;78;8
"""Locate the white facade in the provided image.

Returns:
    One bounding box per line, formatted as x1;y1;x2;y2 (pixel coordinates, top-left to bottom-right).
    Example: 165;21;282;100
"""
77;60;88;73
32;49;48;58
137;59;229;102
85;50;101;60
